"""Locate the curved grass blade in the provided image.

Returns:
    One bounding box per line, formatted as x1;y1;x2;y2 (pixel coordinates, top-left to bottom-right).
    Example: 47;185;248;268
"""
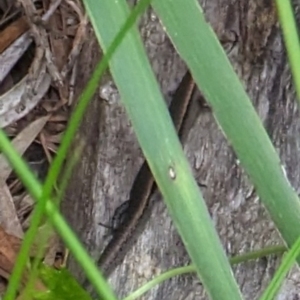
84;0;242;299
152;0;300;268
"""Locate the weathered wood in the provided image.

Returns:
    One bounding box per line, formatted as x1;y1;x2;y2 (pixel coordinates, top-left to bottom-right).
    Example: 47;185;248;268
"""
62;1;300;299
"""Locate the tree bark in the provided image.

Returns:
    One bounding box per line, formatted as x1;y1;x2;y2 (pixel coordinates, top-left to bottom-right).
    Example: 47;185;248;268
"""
62;1;300;299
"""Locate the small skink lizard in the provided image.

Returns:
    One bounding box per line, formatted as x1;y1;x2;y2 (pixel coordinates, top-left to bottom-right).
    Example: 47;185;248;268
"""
98;71;196;276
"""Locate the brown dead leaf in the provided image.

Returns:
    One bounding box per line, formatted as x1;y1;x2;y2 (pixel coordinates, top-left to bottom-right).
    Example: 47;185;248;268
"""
0;225;54;296
0;17;29;54
42;0;71;104
0;115;49;182
0;225;47;295
48;113;68;122
43;142;58;154
42;133;62;144
0;225;22;279
0;183;23;238
0;116;50;239
16;194;34;226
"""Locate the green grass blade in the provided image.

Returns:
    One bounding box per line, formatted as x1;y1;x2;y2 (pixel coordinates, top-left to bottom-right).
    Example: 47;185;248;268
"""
84;0;242;299
0;131;116;300
275;0;300;101
152;0;300;259
260;237;300;300
3;1;150;299
124;245;286;300
41;0;151;210
260;1;300;297
1;132;44;300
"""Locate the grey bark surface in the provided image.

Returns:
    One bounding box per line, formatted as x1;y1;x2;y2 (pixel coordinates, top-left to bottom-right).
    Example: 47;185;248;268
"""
62;1;300;299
